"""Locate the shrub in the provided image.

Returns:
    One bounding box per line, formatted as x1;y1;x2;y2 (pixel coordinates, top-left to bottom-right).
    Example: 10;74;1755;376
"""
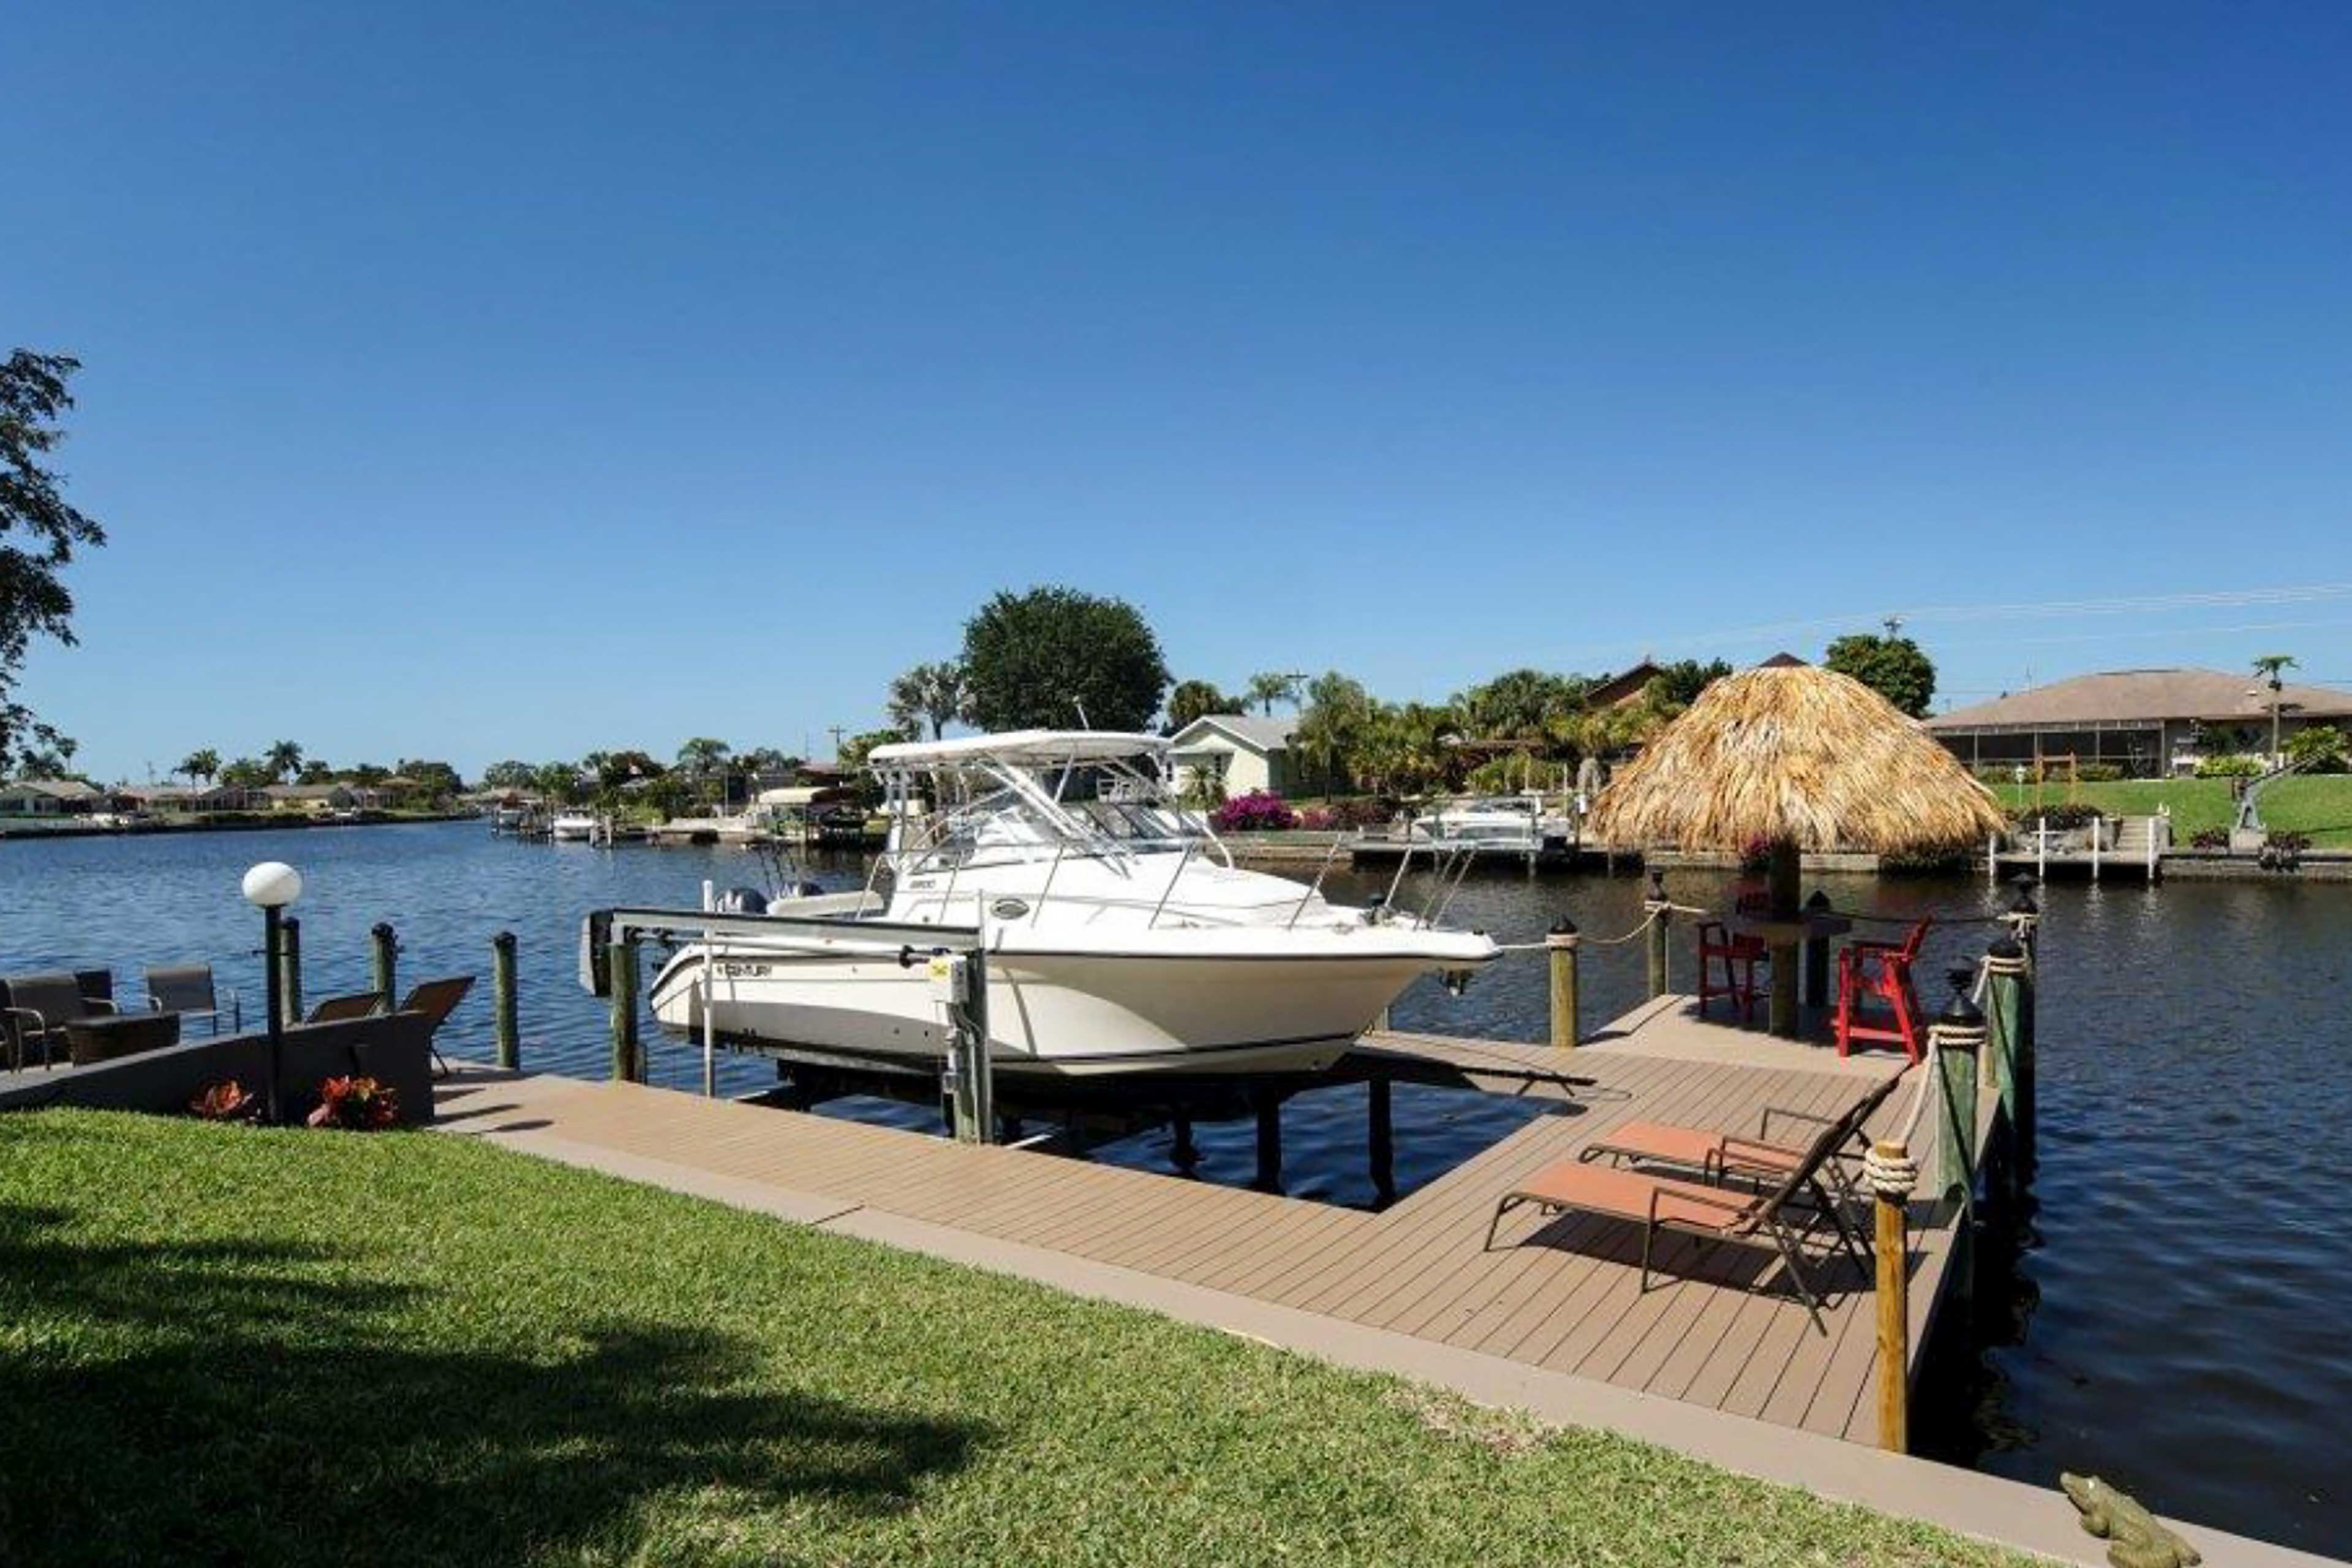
2190;827;2231;850
1209;790;1298;834
1322;796;1400;831
2265;829;2312;853
2195;754;2264;778
2286;725;2349;774
2008;801;2103;829
1738;835;1771;874
2074;763;2124;782
307;1076;400;1131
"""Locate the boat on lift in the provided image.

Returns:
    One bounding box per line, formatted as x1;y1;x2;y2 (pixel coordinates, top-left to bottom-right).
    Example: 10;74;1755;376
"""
549;807;600;842
1408;792;1569;851
600;730;1496;1079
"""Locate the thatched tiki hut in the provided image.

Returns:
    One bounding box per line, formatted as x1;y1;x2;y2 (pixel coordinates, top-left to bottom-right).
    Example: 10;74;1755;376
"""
1588;665;2005;1036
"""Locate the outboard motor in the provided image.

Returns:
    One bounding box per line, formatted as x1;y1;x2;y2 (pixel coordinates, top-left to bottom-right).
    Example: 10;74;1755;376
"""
714;886;769;915
788;879;826;899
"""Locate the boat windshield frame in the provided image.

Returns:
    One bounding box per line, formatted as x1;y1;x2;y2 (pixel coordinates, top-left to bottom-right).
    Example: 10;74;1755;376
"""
873;741;1224;878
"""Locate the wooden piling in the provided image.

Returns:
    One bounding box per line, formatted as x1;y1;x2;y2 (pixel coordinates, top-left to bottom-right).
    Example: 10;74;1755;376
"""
1766;839;1801;1037
1253;1084;1283;1191
492;930;519;1070
1546;919;1580;1050
607;938;641;1082
277;914;303;1024
1933;1015;1981;1207
1872;1139;1912;1453
370;921;398;1012
1801;889;1831;1011
1368;1075;1395;1202
944;951;993;1145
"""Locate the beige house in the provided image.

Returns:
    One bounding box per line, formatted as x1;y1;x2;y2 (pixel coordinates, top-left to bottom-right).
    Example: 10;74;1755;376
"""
1169;715;1303;799
1926;668;2352;777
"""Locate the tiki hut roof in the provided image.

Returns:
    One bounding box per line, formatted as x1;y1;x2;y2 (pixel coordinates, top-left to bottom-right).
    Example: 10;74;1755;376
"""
1588;665;2005;853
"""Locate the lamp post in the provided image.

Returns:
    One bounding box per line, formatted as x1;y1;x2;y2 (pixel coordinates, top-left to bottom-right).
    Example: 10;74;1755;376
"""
241;861;303;1123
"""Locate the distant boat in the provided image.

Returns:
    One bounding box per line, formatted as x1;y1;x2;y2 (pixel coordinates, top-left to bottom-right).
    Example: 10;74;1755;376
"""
549;809;599;842
1408;793;1568;851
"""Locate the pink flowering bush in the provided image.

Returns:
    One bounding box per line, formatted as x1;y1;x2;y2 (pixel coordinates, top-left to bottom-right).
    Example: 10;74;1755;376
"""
1210;790;1298;832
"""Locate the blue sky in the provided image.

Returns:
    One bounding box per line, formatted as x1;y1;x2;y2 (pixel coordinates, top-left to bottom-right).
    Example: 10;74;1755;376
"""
8;2;2351;780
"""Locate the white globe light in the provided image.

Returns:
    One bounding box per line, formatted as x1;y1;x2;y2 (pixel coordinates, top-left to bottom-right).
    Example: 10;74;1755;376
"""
241;861;304;909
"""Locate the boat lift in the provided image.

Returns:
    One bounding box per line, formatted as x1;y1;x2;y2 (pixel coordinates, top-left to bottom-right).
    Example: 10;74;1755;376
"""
579;897;998;1143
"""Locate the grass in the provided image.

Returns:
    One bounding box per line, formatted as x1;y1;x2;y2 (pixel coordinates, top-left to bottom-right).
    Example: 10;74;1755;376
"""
0;1112;2033;1568
1988;774;2352;846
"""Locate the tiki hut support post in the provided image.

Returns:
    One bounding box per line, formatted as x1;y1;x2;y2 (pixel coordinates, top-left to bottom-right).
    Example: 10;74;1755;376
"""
1766;839;1802;1036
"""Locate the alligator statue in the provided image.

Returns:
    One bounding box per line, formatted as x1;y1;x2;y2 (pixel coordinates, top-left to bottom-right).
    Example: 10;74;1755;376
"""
2061;1472;2200;1568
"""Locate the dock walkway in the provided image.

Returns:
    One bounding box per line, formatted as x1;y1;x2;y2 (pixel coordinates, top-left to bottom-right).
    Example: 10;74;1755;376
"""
435;997;1956;1448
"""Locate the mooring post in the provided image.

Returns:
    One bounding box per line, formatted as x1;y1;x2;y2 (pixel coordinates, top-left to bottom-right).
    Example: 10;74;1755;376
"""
607;938;641;1082
1546;917;1580;1049
492;930;519;1070
2035;815;2048;881
371;921;398;1012
1930;974;1985;1210
277;914;303;1025
2002;886;2040;1170
1801;888;1832;1011
1868;1138;1915;1453
1643;870;1670;999
959;945;993;1144
1253;1082;1283;1192
1983;936;2030;1197
1368;1074;1395;1202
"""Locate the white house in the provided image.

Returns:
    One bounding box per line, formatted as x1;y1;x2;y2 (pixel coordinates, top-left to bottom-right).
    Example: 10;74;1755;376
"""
1168;715;1302;799
0;778;104;816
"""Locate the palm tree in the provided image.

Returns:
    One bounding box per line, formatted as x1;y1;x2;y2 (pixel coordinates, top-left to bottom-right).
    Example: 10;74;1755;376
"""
1246;672;1303;717
265;741;303;783
179;748;221;789
676;737;732;805
887;662;966;741
2253;654;2299;764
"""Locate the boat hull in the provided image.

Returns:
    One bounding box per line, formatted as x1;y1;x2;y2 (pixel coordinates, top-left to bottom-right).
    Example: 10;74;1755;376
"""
648;938;1468;1078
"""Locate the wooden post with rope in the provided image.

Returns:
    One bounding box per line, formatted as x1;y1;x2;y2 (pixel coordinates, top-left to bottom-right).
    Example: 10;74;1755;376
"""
1546;918;1580;1050
1868;1137;1915;1453
2003;883;2040;1171
492;930;519;1070
1643;872;1670;1000
1983;936;2030;1200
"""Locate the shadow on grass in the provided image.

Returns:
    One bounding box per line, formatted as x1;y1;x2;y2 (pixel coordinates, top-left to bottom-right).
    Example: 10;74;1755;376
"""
0;1202;984;1566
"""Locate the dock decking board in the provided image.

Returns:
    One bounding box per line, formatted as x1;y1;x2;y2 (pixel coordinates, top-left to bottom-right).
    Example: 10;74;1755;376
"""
435;998;1959;1450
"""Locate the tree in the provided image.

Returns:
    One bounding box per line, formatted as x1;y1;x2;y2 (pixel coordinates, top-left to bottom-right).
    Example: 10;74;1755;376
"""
960;587;1169;732
396;760;464;801
296;759;334;785
886;661;967;741
1823;635;1936;718
1;352;108;772
532;761;584;804
2285;723;2346;774
837;725;914;804
18;747;67;779
178;748;221;788
343;761;390;787
1454;669;1586;745
2253;654;2300;762
265;740;304;783
1165;679;1234;732
675;737;731;804
1292;671;1374;796
219;756;273;789
1647;658;1733;710
1245;672;1303;717
480;760;536;791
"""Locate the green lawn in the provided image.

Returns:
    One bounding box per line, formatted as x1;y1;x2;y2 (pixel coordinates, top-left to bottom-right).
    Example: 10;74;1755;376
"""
0;1112;2032;1567
1989;775;2352;847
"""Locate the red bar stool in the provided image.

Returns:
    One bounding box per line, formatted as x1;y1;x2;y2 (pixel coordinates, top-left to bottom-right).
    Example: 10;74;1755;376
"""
1834;917;1934;1061
1696;905;1770;1024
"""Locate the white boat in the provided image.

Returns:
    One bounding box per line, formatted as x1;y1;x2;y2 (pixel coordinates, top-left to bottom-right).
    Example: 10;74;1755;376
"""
1408;793;1568;850
628;731;1497;1079
549;809;600;842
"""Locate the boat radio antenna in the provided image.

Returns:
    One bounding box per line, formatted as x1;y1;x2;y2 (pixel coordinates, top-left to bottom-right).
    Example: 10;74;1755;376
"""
1072;696;1091;728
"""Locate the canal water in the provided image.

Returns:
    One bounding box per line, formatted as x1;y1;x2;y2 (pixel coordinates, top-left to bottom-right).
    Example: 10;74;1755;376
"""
2;820;2345;1557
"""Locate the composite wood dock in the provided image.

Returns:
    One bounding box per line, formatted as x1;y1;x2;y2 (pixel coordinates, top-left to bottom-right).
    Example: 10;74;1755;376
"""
434;997;1962;1450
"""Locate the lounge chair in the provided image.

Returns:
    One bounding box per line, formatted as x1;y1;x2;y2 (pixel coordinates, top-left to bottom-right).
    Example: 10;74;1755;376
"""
396;976;475;1077
1;971;116;1070
306;991;388;1024
1485;1095;1873;1332
1577;1071;1905;1210
145;963;241;1036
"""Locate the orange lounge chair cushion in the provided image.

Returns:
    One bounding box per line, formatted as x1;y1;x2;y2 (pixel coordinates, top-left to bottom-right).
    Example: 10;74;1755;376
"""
1503;1159;1757;1235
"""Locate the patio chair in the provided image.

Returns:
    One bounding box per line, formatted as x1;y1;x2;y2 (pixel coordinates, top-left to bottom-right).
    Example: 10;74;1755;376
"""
145;963;241;1035
1;971;116;1070
1834;917;1934;1061
396;976;475;1077
1577;1071;1905;1212
306;991;388;1024
1695;919;1768;1024
1485;1095;1871;1332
